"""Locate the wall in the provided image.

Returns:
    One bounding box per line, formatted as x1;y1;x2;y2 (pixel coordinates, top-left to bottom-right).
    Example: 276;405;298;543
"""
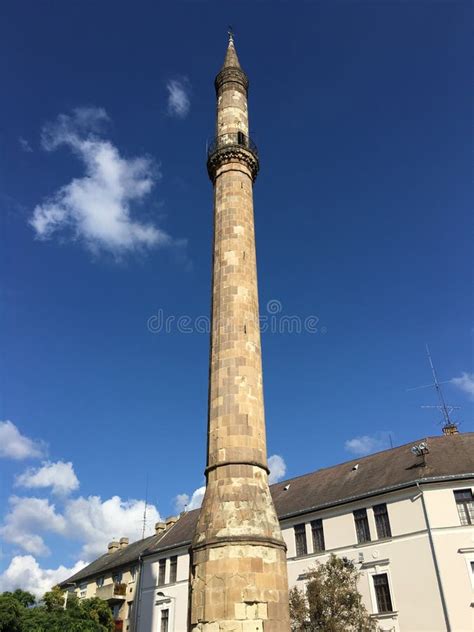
136;548;190;632
128;480;474;632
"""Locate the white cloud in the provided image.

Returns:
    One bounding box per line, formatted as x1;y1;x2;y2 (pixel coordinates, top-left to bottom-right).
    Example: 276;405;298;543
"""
344;432;391;457
64;495;161;559
15;461;79;496
166;79;191;118
451;372;474;400
30;107;172;255
0;492;161;561
0;555;86;598
174;485;205;512
0;421;45;460
0;497;66;556
19;137;33;152
268;454;287;484
174;493;190;513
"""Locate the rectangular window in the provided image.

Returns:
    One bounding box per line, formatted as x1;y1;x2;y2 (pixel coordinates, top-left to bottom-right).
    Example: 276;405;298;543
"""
160;609;169;632
373;504;392;539
169;556;177;583
79;583;87;598
354;509;371;543
454;489;474;525
311;519;325;552
129;566;137;581
96;576;104;588
158;559;166;586
294;523;307;557
373;573;393;613
112;572;123;584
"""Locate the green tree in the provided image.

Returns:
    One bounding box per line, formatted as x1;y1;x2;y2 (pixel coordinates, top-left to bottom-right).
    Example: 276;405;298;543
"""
289;554;376;632
10;591;35;609
80;598;114;631
0;588;114;632
42;586;65;612
0;593;23;632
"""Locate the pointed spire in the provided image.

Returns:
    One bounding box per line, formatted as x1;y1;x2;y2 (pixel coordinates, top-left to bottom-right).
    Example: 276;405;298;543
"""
222;26;241;69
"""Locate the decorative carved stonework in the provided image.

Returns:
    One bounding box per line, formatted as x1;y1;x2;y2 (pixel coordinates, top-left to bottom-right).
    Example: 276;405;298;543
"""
207;144;259;182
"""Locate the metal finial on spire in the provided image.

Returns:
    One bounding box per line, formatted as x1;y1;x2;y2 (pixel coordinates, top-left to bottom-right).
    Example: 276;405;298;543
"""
220;26;241;71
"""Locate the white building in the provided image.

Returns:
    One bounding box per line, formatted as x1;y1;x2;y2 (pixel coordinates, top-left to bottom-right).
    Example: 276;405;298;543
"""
61;432;474;632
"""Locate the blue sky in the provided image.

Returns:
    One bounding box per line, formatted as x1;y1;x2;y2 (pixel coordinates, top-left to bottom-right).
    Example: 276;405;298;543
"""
1;0;472;594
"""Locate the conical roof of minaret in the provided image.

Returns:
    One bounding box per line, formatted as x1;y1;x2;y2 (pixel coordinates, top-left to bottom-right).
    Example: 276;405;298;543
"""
221;32;241;69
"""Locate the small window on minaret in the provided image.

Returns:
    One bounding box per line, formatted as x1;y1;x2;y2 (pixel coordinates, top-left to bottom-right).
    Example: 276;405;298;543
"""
237;131;245;146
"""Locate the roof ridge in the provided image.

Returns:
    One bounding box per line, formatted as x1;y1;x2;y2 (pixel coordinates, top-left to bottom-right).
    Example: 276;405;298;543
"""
269;434;471;488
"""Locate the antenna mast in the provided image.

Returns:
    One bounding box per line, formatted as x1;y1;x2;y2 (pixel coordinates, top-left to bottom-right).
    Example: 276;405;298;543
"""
141;474;149;540
422;345;459;435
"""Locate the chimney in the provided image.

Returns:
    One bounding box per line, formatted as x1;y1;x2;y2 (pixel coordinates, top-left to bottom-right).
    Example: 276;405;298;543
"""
165;515;178;529
155;521;166;535
107;541;120;553
119;537;129;549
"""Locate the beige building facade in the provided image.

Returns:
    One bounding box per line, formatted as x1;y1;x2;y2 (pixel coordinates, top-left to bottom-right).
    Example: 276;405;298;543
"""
61;433;474;632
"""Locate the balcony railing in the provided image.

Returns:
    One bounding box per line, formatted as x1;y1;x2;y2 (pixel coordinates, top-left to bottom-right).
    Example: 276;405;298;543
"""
207;132;258;159
96;582;127;602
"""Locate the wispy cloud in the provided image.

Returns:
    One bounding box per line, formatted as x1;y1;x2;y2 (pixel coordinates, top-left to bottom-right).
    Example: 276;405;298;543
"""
166;78;191;118
30;107;176;256
15;461;79;496
344;432;392;457
451;372;474;401
19;137;33;152
0;421;46;460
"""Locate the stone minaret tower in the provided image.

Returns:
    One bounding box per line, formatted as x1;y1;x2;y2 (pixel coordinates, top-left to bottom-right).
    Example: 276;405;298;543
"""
189;34;290;631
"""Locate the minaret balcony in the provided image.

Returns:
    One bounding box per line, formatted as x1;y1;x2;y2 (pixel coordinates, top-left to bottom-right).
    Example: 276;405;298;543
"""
207;132;259;182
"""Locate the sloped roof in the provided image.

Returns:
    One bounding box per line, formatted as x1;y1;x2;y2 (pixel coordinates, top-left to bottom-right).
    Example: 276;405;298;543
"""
59;532;165;587
60;433;473;585
271;431;474;519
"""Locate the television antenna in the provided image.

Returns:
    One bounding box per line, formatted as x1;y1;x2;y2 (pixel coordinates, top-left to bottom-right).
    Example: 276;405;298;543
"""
408;344;460;435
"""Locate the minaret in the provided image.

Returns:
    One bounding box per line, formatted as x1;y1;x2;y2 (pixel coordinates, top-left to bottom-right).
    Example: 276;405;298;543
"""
189;33;290;630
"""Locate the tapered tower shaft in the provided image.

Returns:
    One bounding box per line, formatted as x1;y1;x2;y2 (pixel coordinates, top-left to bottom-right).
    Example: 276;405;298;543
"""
189;35;290;631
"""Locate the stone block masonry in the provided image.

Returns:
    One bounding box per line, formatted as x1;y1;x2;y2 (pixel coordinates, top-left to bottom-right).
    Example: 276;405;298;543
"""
189;33;290;631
